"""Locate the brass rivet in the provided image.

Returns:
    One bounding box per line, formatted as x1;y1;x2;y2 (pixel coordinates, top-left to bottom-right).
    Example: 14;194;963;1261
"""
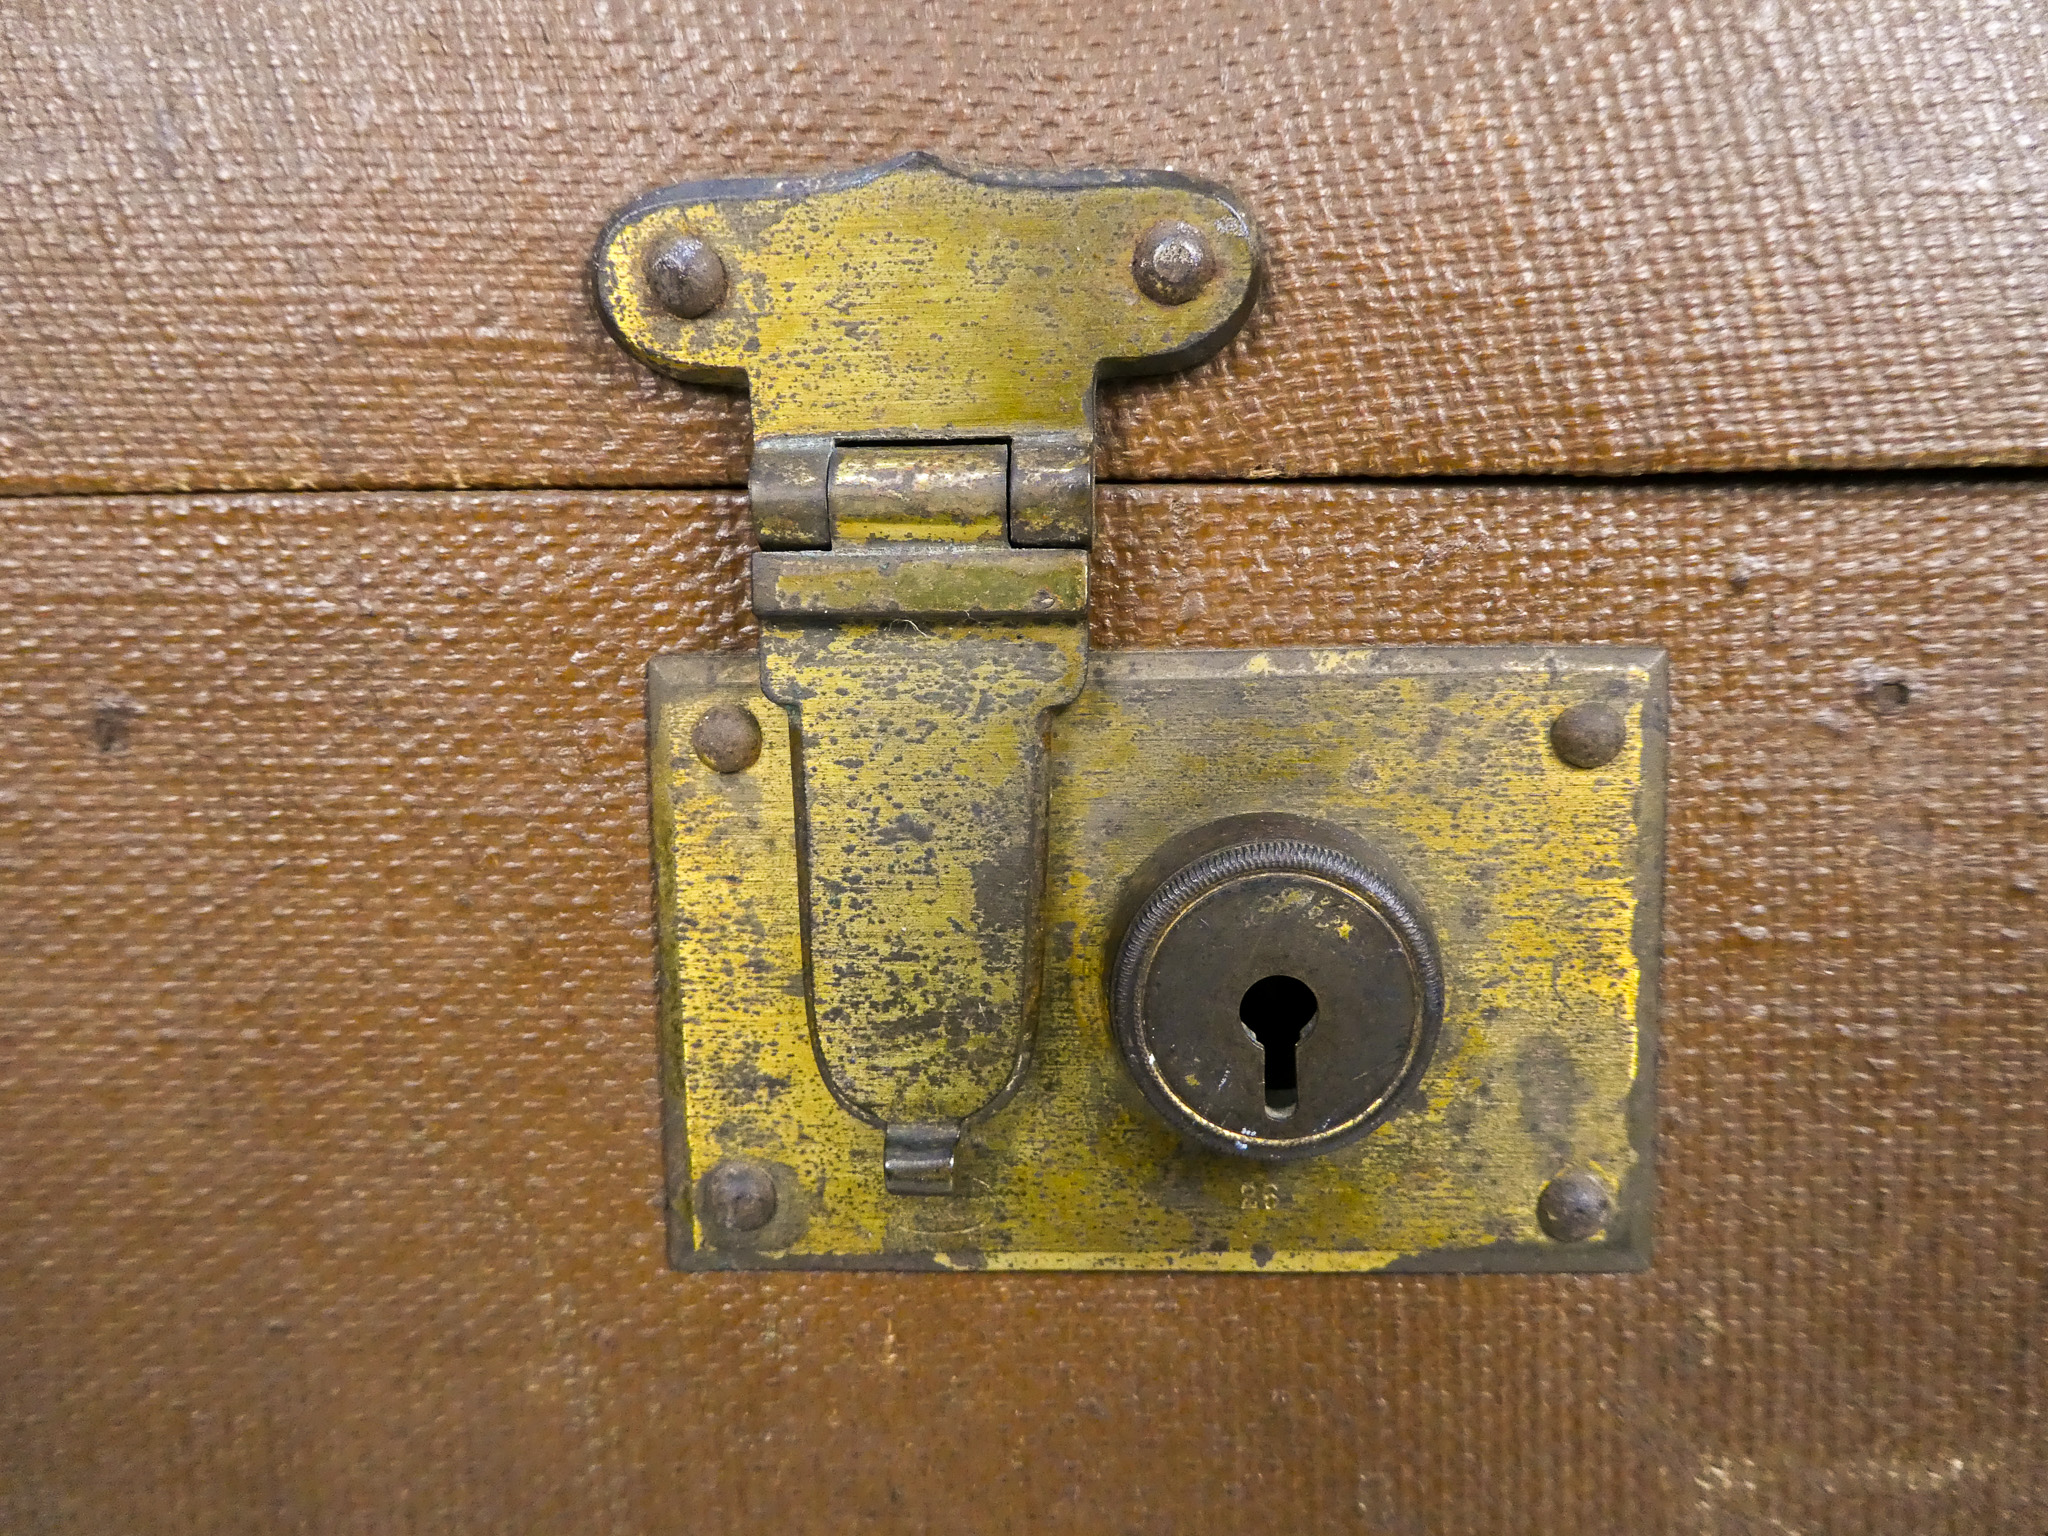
1549;701;1625;769
1537;1171;1612;1242
692;703;762;774
646;234;727;319
699;1161;778;1233
1132;220;1215;305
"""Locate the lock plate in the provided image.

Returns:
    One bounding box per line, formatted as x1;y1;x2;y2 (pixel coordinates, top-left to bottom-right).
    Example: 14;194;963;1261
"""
651;644;1666;1272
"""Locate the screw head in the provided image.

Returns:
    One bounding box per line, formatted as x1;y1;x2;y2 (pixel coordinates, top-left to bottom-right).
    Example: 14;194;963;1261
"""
1537;1171;1613;1242
1549;701;1626;769
699;1160;778;1233
645;233;727;319
692;703;762;774
1132;220;1215;305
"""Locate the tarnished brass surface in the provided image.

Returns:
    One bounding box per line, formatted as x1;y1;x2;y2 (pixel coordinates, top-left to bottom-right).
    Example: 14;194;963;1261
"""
757;622;1089;1132
602;157;1266;1184
828;444;1009;546
750;548;1088;620
591;152;1261;481
651;644;1665;1271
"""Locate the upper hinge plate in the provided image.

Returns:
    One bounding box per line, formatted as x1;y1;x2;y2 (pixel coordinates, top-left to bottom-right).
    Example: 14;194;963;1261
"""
590;151;1262;549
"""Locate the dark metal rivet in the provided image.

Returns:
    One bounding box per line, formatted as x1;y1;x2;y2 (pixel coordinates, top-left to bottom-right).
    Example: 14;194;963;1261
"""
700;1161;777;1232
1549;702;1626;769
692;703;762;774
1132;220;1215;306
646;234;727;319
1537;1171;1613;1242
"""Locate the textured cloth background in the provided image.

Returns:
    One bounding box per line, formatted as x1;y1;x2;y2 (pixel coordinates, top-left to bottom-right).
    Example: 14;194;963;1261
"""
5;0;2048;494
4;481;2043;1532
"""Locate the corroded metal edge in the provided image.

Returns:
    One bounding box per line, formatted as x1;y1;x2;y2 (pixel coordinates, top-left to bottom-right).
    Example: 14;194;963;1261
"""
751;547;1088;618
650;646;1667;1274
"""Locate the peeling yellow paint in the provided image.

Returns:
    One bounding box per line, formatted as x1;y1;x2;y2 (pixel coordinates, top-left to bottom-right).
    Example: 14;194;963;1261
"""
758;619;1087;1124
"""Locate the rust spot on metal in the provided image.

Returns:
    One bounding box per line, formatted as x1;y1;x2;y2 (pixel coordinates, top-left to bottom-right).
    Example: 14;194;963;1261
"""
644;233;727;319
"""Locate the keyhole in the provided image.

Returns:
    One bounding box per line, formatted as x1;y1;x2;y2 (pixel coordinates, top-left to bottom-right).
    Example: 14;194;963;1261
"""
1239;974;1318;1119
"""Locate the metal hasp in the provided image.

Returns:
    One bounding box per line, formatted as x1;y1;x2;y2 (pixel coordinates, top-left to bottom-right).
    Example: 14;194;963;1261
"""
647;647;1666;1271
599;155;1667;1272
593;154;1261;1195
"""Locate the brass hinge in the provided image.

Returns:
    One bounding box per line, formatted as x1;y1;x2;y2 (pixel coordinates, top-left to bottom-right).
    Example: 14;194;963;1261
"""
594;153;1260;1192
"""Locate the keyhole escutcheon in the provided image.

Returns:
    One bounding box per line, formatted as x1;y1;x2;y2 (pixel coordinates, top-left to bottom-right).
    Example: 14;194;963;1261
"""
1240;974;1318;1119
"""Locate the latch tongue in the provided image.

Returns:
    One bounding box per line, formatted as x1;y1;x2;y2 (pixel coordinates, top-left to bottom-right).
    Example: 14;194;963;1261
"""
761;440;1088;1190
592;153;1261;1191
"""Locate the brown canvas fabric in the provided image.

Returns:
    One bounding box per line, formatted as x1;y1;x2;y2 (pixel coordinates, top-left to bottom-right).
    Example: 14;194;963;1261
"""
4;480;2042;1531
5;0;2047;495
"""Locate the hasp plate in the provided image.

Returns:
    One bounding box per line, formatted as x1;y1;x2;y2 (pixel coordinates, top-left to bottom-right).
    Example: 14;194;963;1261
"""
649;646;1666;1272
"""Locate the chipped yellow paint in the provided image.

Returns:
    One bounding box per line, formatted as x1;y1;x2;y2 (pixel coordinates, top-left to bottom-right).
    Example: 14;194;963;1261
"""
605;157;1655;1267
593;153;1261;443
648;657;891;1258
970;1250;1410;1273
611;155;1273;1167
650;646;1666;1271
